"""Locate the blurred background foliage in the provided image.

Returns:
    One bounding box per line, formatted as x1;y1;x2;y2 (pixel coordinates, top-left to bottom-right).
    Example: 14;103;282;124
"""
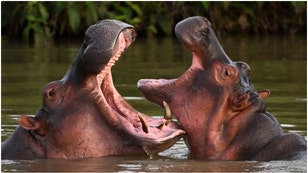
1;1;306;44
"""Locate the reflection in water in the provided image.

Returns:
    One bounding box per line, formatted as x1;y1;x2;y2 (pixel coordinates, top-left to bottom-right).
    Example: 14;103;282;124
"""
2;149;307;172
1;35;306;172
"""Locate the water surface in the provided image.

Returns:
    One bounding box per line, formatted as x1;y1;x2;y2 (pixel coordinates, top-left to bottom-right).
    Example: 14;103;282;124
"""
1;35;306;172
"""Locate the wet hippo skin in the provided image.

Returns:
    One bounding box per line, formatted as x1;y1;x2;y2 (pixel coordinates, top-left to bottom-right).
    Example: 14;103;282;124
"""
137;16;307;161
2;20;185;160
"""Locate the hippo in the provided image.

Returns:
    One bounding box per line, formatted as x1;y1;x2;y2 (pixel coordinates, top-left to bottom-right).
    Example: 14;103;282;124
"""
1;19;185;160
137;16;307;161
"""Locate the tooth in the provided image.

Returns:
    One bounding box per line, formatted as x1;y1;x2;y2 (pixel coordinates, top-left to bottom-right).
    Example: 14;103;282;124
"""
163;101;172;126
138;113;148;133
142;146;153;159
163;101;172;120
157;123;164;130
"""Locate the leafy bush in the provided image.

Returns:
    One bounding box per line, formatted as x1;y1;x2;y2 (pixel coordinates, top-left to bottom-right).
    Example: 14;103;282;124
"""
1;1;306;44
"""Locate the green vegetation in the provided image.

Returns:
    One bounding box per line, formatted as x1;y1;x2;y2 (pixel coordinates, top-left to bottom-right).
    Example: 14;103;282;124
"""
2;1;306;44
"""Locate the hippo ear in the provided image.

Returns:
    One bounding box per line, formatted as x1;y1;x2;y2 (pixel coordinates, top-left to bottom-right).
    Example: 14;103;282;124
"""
258;89;270;99
18;115;47;136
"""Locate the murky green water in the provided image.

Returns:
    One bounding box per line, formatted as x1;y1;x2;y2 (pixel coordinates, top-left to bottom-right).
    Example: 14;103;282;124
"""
1;35;306;172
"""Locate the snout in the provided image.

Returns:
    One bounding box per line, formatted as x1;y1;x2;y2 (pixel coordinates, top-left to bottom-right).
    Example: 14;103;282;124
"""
175;16;212;52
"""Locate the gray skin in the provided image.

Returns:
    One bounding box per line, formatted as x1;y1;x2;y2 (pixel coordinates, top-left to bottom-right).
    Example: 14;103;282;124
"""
2;20;185;160
137;16;307;161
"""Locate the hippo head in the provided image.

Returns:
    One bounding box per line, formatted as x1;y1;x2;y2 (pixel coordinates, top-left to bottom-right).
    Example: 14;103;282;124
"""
137;16;275;160
2;19;185;160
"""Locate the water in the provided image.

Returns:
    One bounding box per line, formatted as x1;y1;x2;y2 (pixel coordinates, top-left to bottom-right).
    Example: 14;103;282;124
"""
1;35;307;172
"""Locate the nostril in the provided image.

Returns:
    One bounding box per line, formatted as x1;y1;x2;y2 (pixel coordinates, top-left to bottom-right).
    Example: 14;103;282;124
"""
225;69;230;77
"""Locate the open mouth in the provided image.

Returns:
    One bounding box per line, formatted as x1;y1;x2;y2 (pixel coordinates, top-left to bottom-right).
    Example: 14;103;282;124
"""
91;31;185;155
101;70;175;132
97;32;152;131
99;42;145;129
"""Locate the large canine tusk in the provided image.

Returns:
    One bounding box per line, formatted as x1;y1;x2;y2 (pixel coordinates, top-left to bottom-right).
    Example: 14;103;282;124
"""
138;113;149;133
142;146;153;159
163;101;172;126
163;101;172;120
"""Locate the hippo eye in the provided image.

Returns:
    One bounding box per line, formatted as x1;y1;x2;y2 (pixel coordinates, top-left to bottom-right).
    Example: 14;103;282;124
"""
48;89;55;97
